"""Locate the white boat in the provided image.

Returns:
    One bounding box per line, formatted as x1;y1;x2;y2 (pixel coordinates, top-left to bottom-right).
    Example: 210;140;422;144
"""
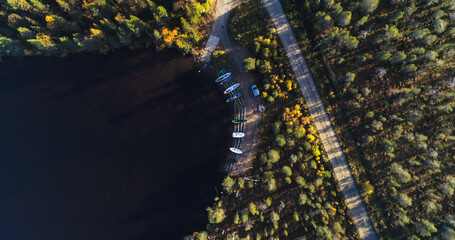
224;83;240;94
215;72;232;83
230;147;243;154
232;132;245;138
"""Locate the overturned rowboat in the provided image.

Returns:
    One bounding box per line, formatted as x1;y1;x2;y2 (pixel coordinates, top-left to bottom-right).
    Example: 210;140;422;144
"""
230;147;243;154
215;72;232;83
217;66;229;76
232;119;247;124
226;92;242;103
232;132;245;138
224;83;240;94
220;75;233;85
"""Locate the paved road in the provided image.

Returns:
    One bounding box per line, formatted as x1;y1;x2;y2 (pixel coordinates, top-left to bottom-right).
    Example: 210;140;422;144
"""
261;0;378;239
205;0;262;175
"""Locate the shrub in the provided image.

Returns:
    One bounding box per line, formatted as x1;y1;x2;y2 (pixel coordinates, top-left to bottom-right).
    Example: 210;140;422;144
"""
268;149;280;163
207;207;226;224
270;211;280;230
295;126;306;138
441;227;455;240
222;176;236;194
195;231;207;240
299;193;307;205
233;212;240;224
345;72;356;86
376;51;392;61
390;51;407;64
244;57;257;71
412;28;430;40
384;25;399;40
260;60;272;73
333;222;345;234
415;220;438;237
356;15;369;26
275;135;286;147
391;163;411;183
397;193;412;207
402;64;417;73
316;11;333;29
282;166;292;176
296;176;307;187
441;182;454;196
249;202;259;215
338;31;359;49
422;34;437;45
425;201;437;214
360;0;379;13
433;9;444;19
337;11;352;27
395;208;410;226
434;19;447;34
240;209;249;223
267;178;277;192
389;11;404;22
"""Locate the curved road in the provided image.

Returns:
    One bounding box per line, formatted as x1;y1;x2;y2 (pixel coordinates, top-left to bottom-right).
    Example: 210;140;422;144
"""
261;0;378;239
204;0;262;175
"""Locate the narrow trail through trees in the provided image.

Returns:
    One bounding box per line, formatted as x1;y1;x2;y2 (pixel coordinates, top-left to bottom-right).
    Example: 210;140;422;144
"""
261;0;378;238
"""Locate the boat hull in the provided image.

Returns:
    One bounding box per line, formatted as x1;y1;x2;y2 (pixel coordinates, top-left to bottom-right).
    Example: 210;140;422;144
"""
232;132;245;138
215;72;232;83
224;83;240;94
232;119;247;124
217;67;229;76
226;92;242;103
229;147;243;154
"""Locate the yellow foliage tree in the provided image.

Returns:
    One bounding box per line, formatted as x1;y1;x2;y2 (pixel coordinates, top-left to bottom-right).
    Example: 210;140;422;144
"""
90;28;103;38
307;134;315;142
45;15;55;23
82;0;95;9
161;27;179;44
115;12;125;23
36;33;53;44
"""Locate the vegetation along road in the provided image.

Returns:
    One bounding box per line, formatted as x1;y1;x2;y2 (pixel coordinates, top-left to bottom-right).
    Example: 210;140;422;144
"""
205;0;263;175
261;0;378;239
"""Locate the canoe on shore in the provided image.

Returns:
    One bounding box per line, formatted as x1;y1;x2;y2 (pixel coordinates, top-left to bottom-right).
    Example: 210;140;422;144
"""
226;92;242;103
215;72;231;83
230;147;243;154
232;119;247;124
219;75;233;85
224;83;240;94
217;66;229;76
232;132;245;138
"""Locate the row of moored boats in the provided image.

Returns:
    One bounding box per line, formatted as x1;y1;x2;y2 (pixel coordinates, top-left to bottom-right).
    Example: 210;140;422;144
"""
215;67;246;155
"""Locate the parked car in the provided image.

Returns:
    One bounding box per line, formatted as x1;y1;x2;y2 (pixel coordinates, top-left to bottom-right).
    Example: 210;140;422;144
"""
251;85;259;97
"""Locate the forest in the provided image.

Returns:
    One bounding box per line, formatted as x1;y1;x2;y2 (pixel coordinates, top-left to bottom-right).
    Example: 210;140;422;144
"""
186;0;359;239
279;0;455;238
0;0;211;57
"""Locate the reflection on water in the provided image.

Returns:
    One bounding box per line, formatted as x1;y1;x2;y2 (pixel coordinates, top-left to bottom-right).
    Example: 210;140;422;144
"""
0;49;231;240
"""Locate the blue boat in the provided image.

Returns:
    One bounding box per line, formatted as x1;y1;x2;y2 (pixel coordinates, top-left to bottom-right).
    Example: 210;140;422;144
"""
224;83;240;94
226;92;242;103
215;72;231;83
217;66;229;76
220;75;233;85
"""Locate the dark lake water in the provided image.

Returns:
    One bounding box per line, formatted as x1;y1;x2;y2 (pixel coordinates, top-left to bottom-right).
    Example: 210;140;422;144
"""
0;49;231;240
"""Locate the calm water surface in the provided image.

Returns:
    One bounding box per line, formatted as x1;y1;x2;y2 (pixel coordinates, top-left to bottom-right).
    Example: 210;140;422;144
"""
0;49;231;240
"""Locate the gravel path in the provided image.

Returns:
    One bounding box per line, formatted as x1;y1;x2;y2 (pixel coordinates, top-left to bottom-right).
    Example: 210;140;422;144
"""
261;0;378;238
